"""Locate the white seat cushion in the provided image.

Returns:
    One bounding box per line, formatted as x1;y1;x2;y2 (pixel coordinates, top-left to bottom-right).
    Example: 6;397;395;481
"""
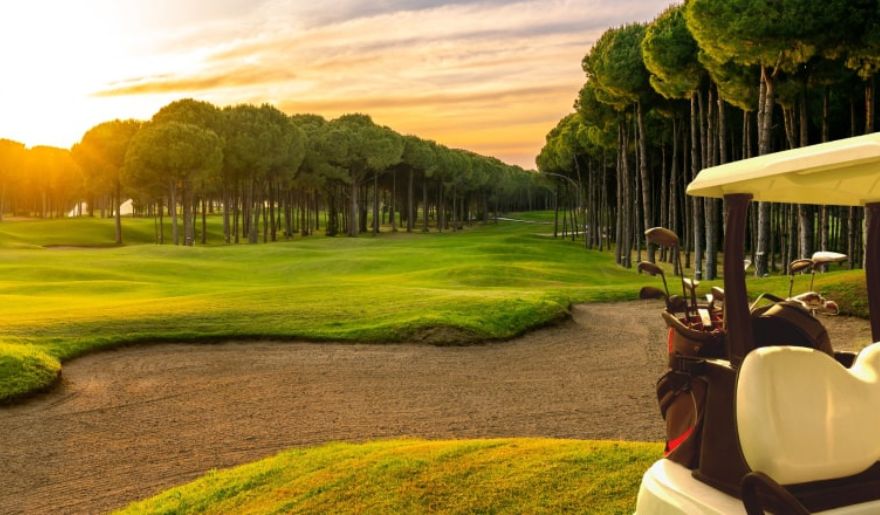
736;343;880;485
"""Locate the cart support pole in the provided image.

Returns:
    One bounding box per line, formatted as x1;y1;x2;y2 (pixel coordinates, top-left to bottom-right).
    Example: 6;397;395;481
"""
724;194;754;368
865;202;880;342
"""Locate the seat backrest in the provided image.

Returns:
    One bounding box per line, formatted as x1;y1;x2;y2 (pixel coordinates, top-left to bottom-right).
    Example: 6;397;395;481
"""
736;343;880;485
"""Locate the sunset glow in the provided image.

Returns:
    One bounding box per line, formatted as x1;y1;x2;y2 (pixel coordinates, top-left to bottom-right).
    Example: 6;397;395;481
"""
1;0;668;167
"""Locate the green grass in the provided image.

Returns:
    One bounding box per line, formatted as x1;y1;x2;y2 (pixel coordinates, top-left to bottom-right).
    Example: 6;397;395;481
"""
0;214;652;401
0;214;869;401
117;438;662;514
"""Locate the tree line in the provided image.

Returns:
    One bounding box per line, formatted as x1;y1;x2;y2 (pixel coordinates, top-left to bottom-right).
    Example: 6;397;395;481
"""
539;0;880;278
0;101;549;245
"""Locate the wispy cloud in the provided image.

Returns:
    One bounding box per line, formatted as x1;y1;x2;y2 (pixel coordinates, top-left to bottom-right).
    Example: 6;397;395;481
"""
92;0;671;167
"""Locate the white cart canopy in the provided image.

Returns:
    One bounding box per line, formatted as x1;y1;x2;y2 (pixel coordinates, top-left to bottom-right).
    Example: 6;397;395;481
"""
687;133;880;206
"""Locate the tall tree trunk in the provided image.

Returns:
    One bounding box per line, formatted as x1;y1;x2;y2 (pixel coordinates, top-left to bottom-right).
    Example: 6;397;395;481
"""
670;117;679;272
349;178;359;237
691;93;704;278
422;178;429;232
373;172;380;235
407;169;414;232
755;65;776;276
797;94;813;259
183;182;194;246
439;183;445;232
622;118;633;269
391;170;397;232
553;181;560;238
636;101;655;262
820;92;830;261
615;126;623;264
201;197;207;245
114;180;122;245
170;181;179;245
223;188;230;243
158;198;164;244
703;87;717;280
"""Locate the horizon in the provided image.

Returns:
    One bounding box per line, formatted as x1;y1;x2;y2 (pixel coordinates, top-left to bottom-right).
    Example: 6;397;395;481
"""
0;0;669;168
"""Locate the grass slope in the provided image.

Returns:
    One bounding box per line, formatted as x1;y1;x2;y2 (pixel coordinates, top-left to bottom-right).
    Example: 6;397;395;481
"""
0;214;648;401
118;439;662;514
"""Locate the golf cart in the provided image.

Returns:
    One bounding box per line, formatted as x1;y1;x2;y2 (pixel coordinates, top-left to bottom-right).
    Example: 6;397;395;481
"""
635;133;880;514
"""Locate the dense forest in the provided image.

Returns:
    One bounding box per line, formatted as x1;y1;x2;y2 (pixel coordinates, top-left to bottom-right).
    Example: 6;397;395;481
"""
0;103;548;245
539;0;880;278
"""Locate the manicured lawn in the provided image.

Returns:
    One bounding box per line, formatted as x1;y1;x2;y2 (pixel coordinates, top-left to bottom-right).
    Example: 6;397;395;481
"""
0;214;866;401
117;438;662;514
0;215;649;401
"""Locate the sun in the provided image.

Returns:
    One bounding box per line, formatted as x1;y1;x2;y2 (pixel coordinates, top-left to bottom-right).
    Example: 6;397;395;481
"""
0;1;173;148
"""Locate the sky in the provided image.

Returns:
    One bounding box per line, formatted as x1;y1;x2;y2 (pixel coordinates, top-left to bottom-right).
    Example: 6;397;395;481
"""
0;0;671;169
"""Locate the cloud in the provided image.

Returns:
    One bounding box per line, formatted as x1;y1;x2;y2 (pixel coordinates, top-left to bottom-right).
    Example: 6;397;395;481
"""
92;0;672;167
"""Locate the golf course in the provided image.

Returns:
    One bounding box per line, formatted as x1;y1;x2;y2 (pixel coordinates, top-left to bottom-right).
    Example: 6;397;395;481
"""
6;0;880;512
0;214;871;513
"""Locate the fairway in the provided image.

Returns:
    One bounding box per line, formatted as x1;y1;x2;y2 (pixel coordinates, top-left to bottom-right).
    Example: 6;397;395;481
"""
0;214;870;403
0;215;651;402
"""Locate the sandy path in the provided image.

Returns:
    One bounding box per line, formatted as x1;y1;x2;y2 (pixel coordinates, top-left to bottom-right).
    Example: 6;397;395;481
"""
0;302;871;514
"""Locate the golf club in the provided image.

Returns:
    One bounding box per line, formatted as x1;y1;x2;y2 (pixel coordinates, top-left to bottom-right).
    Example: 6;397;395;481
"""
708;286;724;316
667;295;688;314
645;227;689;322
810;251;848;291
683;277;700;323
639;285;666;301
640;285;689;315
788;258;815;298
638;261;669;297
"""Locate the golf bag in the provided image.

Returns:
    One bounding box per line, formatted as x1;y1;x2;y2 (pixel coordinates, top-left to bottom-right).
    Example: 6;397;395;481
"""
655;296;831;469
657;369;708;467
750;295;833;356
657;312;721;467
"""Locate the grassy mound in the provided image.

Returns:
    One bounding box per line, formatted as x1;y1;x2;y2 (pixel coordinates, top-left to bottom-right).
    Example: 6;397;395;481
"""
0;343;61;402
118;439;661;514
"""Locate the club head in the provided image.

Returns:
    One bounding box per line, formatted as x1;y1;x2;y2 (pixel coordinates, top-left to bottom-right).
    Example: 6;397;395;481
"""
639;286;666;300
811;251;848;265
789;258;814;275
683;277;700;290
791;291;823;307
743;259;752;271
645;227;679;248
710;286;724;302
667;295;688;313
821;300;840;316
637;261;665;277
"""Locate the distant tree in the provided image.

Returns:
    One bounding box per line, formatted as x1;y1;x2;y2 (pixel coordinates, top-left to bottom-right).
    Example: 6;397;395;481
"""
319;114;403;237
72;120;142;244
27;146;83;220
585;24;659;264
124;122;222;246
0;139;26;221
400;136;436;233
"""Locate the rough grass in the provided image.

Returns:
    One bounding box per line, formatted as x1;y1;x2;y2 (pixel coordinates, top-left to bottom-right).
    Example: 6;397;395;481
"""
117;438;662;515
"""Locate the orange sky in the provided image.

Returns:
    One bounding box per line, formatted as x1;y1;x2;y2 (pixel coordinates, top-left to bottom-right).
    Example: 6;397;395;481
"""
0;0;670;168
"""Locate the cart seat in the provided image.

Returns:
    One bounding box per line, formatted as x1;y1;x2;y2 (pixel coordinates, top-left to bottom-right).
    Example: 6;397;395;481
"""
736;343;880;485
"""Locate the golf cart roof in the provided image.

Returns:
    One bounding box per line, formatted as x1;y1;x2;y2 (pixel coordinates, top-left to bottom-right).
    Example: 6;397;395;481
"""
687;133;880;206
